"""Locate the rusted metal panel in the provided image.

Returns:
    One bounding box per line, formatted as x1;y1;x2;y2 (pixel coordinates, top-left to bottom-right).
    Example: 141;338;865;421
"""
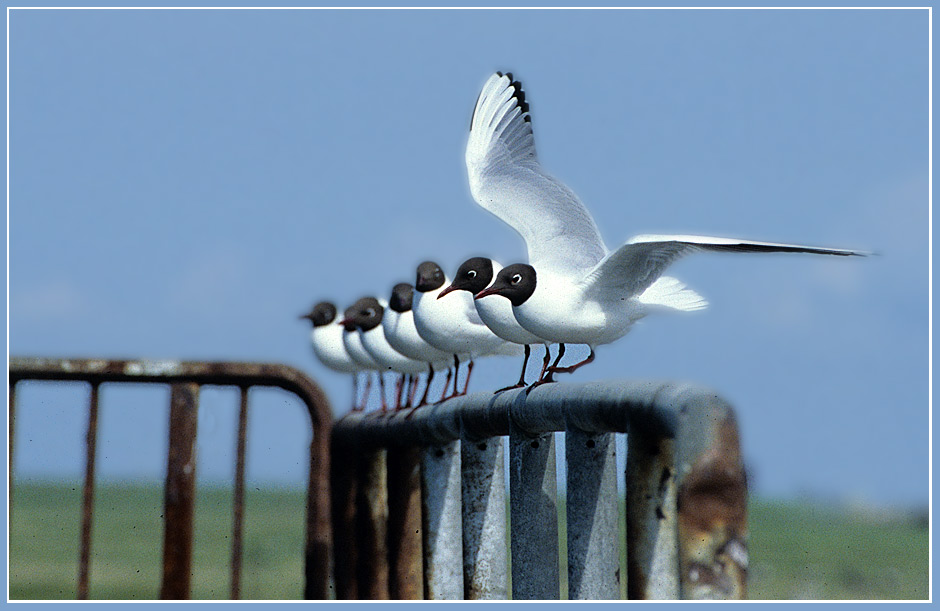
386;445;423;599
626;433;679;599
565;428;619;600
77;382;101;600
421;441;463;600
160;383;199;600
330;430;360;600
230;386;249;600
509;425;559;600
356;448;389;599
9;357;334;600
461;436;508;600
675;410;748;599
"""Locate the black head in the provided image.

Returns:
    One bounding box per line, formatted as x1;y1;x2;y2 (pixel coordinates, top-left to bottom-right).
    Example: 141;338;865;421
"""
343;297;384;331
389;283;414;313
446;257;494;295
475;263;536;307
300;301;337;327
415;261;446;293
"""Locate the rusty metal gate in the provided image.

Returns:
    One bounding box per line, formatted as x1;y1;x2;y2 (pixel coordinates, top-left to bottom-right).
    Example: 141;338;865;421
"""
331;379;748;600
8;357;333;600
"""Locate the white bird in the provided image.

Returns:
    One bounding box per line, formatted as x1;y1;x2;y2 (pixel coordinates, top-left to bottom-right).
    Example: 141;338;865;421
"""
343;295;434;409
338;299;391;411
299;301;371;411
467;72;867;383
438;257;553;391
382;282;455;405
412;260;524;399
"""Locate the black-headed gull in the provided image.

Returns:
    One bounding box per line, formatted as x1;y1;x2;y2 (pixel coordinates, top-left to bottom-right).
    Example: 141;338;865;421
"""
412;260;524;400
299;301;372;411
467;72;866;381
439;257;553;391
382;282;454;406
338;299;391;411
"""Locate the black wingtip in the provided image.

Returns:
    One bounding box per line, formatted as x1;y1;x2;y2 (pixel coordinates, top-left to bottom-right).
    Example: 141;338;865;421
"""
500;72;530;121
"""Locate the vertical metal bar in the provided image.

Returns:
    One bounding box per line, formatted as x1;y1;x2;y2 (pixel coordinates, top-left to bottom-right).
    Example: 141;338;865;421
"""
160;383;199;600
230;386;249;600
675;412;748;599
565;428;620;600
509;426;559;600
330;434;360;599
356;448;389;599
303;407;333;601
77;382;101;600
421;441;463;600
625;433;679;599
461;436;508;600
386;445;423;599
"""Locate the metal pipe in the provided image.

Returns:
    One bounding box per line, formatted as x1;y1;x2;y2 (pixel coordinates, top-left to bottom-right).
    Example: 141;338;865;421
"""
386;445;423;599
565;428;619;600
460;435;508;600
77;381;101;600
508;423;559;600
330;429;360;600
626;434;679;599
420;441;463;600
230;386;249;600
355;448;389;599
160;383;199;599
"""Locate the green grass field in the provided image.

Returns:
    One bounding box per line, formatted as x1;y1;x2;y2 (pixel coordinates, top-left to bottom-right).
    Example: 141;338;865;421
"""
9;481;928;600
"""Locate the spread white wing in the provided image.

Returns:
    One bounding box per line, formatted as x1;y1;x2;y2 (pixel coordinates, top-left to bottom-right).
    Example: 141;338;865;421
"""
582;234;868;301
465;72;608;277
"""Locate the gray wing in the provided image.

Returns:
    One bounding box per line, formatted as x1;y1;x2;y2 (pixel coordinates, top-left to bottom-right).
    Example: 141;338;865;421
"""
581;234;868;300
465;72;608;277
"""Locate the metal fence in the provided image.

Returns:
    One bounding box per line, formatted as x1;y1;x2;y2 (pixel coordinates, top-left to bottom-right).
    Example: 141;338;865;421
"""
331;379;748;600
8;357;333;600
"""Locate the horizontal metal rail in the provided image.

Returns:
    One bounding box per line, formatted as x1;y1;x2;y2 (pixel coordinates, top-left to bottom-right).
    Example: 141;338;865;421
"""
8;357;334;600
332;379;748;600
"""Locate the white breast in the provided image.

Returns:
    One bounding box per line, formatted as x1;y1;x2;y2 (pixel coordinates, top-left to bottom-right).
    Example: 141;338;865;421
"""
414;283;523;359
360;326;430;375
310;325;361;374
383;308;453;365
341;329;382;370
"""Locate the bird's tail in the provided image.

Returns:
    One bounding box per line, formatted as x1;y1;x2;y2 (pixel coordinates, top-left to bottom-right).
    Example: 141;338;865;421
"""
637;276;708;312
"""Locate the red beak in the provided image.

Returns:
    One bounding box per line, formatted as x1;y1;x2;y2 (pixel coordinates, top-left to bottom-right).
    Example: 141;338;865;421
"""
474;286;501;300
338;317;354;327
437;284;459;300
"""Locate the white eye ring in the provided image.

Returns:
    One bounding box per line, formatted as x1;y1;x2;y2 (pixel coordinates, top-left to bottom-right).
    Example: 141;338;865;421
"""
365;308;376;317
467;270;477;278
511;273;522;284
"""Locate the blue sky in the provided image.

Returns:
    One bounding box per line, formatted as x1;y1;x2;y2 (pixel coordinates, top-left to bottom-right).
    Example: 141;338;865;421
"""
7;8;929;508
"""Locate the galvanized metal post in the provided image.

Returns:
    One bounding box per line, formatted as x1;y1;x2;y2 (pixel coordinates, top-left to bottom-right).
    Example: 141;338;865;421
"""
160;383;199;600
386;445;423;599
626;433;679;599
565;428;620;600
356;448;390;599
421;441;464;600
461;436;508;600
509;424;559;600
77;382;101;600
330;432;360;599
230;386;249;600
